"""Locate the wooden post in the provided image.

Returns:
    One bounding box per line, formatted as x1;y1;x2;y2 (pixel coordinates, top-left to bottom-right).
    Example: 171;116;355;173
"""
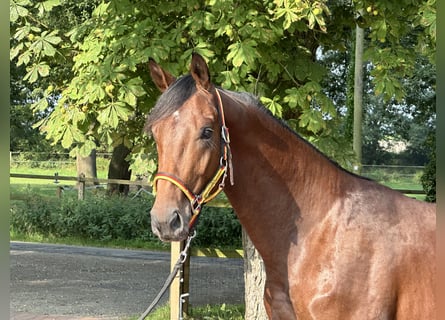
56;186;63;199
170;240;190;320
170;241;182;320
78;174;85;200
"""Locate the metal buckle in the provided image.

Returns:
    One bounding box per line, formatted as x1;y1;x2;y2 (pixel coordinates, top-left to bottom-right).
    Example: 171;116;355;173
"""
220;156;227;167
191;195;202;213
221;126;230;144
219;171;228;189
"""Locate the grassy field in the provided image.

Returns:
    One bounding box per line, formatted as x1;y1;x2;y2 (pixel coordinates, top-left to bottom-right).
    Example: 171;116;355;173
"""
11;157;118;199
361;165;425;200
132;304;245;320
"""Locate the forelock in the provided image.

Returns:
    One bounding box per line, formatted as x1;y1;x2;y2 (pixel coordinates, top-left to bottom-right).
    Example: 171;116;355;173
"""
145;75;196;133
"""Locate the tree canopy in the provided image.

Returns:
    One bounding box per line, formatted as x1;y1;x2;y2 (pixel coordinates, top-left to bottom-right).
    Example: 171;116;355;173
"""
10;0;436;174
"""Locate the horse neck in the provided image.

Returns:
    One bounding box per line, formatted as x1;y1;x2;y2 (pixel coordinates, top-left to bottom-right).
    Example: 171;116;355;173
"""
220;90;349;256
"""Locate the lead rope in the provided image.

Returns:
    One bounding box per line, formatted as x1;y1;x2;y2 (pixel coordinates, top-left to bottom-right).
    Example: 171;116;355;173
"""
137;231;196;320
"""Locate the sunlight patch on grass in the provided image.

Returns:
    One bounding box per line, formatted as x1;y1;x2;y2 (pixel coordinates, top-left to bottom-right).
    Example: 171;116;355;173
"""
127;303;245;320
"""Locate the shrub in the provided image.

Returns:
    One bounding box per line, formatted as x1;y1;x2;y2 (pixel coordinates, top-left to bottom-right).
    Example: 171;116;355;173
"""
421;150;436;203
193;206;242;248
421;133;436;203
10;196;60;235
10;193;242;247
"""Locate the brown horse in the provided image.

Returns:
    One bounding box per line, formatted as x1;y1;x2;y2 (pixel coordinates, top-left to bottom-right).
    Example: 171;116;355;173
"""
146;53;436;319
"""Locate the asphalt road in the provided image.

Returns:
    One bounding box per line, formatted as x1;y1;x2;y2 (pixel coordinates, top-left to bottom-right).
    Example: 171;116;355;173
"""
10;242;244;319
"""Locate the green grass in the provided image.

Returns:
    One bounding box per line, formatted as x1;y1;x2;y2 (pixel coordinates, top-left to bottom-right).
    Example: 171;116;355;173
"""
9;229;170;252
10;157;110;185
11;161;103;176
128;303;245;320
10;163;94;199
360;166;426;200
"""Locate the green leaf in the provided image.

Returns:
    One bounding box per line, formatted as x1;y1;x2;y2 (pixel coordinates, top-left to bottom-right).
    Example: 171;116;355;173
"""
375;19;387;41
123;91;137;107
203;12;216;30
227;40;258;68
219;70;240;89
97;102;130;128
32;117;47;130
42;41;56;56
31;97;48;112
260;96;283;117
303;81;321;93
10;43;23;60
35;0;61;15
13;25;31;41
284;87;307;109
37;63;50;77
299;109;324;133
274;6;300;30
23;62;50;83
92;2;110;17
227;43;241;67
308;12;316;29
23;65;39;83
120;77;146;107
61;128;72;148
112;102;131;122
10;0;30;22
61;126;84;149
43;32;62;45
71;108;86;125
193;42;215;59
81;81;105;104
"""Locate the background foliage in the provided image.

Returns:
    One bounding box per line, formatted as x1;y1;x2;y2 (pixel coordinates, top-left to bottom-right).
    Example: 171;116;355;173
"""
10;0;436;177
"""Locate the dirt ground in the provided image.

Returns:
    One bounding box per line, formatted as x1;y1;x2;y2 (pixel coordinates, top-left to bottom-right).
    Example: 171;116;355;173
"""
10;242;244;319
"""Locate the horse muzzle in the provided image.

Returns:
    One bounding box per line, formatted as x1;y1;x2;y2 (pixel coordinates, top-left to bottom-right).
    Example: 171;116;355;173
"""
150;207;190;242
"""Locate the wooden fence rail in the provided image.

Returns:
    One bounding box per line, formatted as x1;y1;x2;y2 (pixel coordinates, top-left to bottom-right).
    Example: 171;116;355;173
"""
9;172;151;186
10;172;152;200
10;172;425;194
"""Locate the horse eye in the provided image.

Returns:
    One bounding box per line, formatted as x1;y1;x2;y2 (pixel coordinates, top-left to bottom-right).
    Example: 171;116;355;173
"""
200;127;213;140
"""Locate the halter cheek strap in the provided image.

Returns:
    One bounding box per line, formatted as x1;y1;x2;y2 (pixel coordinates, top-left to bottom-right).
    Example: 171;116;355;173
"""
152;88;233;230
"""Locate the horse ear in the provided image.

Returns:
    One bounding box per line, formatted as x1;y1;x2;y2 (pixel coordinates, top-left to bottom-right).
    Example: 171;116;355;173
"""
190;53;211;91
149;58;176;92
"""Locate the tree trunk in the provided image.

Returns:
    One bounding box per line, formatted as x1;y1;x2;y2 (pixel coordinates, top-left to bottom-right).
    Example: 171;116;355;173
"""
107;143;132;196
243;228;268;320
76;149;98;186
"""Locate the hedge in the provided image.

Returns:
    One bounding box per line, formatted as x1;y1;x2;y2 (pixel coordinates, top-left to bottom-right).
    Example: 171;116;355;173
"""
10;193;242;248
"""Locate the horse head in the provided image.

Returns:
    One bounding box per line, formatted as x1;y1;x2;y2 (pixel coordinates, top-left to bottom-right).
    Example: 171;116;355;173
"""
146;53;227;242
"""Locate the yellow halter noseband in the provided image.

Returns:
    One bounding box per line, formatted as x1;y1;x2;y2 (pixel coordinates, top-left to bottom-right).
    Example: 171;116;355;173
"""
152;88;233;230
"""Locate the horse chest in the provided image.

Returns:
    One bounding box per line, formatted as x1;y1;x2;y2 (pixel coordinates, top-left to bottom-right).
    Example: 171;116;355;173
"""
285;214;403;319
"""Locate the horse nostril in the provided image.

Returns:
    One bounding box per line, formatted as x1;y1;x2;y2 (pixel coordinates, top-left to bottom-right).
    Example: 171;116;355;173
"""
169;210;183;231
